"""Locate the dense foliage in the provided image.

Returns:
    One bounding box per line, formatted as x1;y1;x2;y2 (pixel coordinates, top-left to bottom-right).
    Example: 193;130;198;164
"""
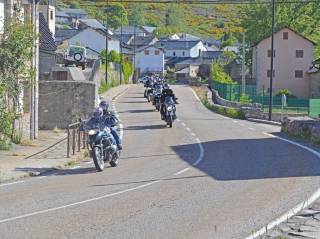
0;17;34;148
211;62;234;84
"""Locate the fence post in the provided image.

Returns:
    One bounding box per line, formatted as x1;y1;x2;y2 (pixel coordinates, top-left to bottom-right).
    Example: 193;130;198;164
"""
67;126;70;158
77;126;81;152
72;128;76;155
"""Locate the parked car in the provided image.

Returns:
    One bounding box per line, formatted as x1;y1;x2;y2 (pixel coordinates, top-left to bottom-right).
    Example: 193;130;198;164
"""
64;45;87;70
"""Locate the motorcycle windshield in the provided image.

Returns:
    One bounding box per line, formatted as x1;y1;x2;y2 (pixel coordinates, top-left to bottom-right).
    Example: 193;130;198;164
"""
165;96;174;105
85;118;105;131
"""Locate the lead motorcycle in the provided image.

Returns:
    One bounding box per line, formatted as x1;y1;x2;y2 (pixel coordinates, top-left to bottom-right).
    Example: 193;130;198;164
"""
85;119;120;171
163;96;177;128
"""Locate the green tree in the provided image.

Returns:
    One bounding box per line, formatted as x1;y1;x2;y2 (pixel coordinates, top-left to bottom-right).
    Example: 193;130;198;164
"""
211;62;235;84
108;50;121;63
165;3;184;29
69;1;80;9
0;17;34;148
105;3;128;29
241;1;320;58
128;4;146;26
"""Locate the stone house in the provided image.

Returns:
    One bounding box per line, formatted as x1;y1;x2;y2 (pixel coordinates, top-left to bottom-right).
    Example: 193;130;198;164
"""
252;27;315;99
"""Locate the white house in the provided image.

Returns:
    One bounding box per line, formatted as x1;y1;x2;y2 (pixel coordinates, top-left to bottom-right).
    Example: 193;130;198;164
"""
156;40;207;58
135;45;164;76
40;3;55;36
64;27;120;54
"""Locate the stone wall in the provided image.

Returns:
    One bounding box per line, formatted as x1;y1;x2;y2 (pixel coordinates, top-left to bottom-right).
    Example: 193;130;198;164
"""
39;81;97;129
282;117;320;143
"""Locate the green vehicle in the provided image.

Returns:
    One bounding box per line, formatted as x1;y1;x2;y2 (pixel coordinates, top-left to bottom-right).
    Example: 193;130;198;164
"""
64;45;87;70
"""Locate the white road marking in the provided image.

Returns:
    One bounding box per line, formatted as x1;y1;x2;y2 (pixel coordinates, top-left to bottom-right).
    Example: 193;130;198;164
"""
177;119;181;122
174;168;190;176
222;116;228;119
36;176;47;180
246;133;320;239
181;122;186;127
84;161;92;165
119;124;124;140
248;127;255;131
0;181;24;188
240;123;245;127
233;120;238;123
70;166;80;170
193;138;204;166
186;127;191;132
190;88;201;102
0;180;162;224
191;133;196;137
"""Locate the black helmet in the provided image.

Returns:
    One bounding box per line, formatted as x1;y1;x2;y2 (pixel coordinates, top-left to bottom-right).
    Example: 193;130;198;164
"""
93;107;103;119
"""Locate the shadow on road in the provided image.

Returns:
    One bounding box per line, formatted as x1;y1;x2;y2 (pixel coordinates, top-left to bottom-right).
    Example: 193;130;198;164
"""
120;109;155;114
171;134;320;181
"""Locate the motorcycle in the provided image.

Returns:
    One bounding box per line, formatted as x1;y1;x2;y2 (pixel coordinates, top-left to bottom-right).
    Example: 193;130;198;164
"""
85;120;120;171
163;96;177;128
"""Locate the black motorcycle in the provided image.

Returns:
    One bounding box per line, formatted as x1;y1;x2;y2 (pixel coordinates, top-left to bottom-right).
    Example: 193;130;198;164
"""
85;120;120;171
163;96;177;128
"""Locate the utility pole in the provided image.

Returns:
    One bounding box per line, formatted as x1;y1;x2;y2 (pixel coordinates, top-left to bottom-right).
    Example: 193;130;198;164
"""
30;0;39;140
120;1;123;85
133;25;136;83
268;0;276;121
105;0;109;84
241;33;246;95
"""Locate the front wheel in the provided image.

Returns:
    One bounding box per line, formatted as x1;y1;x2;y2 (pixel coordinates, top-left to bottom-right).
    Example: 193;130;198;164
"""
93;147;105;172
110;153;119;167
167;114;173;128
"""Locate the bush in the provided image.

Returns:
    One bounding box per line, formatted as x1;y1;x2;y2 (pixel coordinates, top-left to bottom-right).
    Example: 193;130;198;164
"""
211;62;235;84
203;99;245;119
240;94;252;104
275;89;296;98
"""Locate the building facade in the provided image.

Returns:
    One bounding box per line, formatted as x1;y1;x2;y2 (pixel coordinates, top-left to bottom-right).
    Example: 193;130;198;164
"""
252;27;315;98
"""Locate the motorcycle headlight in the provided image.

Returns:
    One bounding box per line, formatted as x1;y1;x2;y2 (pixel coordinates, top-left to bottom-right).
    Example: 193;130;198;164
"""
88;129;97;135
167;106;173;111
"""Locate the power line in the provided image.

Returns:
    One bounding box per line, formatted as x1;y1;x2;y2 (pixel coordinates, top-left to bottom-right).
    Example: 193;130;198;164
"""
84;0;320;4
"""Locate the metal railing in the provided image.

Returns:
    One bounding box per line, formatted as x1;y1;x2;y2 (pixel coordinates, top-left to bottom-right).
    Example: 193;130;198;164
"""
67;121;88;158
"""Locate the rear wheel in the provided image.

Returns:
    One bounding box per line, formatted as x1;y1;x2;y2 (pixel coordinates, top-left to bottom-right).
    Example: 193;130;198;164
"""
93;147;105;172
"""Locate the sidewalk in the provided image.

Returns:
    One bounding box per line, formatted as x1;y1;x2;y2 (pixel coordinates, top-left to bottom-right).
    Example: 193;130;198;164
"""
0;84;133;183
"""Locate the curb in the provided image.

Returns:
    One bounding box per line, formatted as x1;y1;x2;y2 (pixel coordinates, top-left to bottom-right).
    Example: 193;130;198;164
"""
247;118;281;126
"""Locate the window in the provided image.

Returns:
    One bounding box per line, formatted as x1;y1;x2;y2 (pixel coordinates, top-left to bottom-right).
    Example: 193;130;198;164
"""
296;50;304;58
267;49;276;58
155;50;160;55
283;32;289;40
173;51;176;56
50;10;54;20
182;51;185;56
267;69;275;77
144;50;150;55
295;70;303;78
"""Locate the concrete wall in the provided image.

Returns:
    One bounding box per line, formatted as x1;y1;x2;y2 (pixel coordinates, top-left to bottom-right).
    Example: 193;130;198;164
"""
67;28;120;54
309;71;320;98
253;28;314;99
39;51;56;80
39;81;97;129
135;46;164;75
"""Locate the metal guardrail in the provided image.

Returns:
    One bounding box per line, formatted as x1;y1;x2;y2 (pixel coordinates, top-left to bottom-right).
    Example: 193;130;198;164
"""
66;120;88;158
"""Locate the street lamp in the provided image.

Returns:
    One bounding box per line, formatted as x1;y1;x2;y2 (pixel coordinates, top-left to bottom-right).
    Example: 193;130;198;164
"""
105;0;109;84
268;0;275;121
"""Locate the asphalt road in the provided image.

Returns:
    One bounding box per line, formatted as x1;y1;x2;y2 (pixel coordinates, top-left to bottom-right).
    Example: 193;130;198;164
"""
1;84;320;239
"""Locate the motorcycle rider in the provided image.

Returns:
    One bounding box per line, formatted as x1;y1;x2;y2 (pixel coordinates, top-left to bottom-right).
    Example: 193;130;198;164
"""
99;101;122;150
160;88;177;120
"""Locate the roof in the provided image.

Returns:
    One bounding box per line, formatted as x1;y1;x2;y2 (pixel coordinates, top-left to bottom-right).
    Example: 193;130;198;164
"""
79;19;105;30
130;36;158;47
56;10;69;18
203;37;222;48
179;33;201;41
136;45;163;53
156;40;202;50
55;29;79;43
114;34;134;45
201;50;223;59
141;26;156;34
61;8;87;16
253;27;316;46
39;13;57;52
114;26;147;35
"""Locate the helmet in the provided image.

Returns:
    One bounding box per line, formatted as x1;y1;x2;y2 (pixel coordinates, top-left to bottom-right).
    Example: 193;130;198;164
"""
93;107;103;119
163;83;169;89
99;100;109;110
